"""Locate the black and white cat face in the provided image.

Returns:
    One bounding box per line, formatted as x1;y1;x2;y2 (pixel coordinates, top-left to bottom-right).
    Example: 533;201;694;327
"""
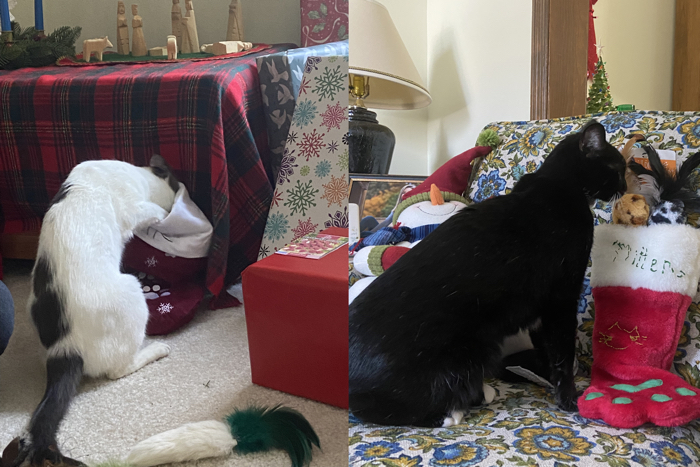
578;121;627;202
146;154;180;211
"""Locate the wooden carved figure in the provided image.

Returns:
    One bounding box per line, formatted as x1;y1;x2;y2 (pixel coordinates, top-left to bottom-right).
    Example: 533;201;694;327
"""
184;0;199;53
211;40;252;55
171;0;182;52
131;4;147;57
226;0;244;41
167;35;177;59
148;46;167;56
180;16;193;53
117;1;129;54
83;36;113;62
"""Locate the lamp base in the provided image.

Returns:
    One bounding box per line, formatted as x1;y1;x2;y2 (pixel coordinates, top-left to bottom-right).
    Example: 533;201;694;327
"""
348;106;395;174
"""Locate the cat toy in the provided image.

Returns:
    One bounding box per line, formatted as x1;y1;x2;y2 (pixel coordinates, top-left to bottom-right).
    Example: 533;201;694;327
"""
628;144;700;225
1;405;319;467
612;135;651;227
126;405;319;467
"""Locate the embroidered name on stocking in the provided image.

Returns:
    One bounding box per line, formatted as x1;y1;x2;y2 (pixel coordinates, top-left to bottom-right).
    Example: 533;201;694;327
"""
611;241;686;278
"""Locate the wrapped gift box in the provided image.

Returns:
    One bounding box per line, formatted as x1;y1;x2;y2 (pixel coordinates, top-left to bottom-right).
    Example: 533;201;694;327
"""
300;0;349;47
256;41;348;184
241;227;348;408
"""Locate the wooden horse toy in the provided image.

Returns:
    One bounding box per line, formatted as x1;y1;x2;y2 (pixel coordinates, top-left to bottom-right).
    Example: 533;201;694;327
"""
82;36;113;62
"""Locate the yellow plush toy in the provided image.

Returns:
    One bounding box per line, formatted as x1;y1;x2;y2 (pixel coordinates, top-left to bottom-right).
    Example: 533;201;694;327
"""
612;193;649;227
612;135;650;227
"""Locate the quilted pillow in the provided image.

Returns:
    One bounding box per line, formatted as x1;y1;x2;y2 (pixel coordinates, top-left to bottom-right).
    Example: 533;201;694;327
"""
468;110;700;378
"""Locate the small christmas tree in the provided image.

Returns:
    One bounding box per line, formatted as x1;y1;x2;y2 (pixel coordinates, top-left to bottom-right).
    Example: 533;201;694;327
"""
586;55;614;114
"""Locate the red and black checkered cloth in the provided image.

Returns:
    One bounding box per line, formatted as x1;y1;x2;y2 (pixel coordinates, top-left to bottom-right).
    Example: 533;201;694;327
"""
0;44;292;307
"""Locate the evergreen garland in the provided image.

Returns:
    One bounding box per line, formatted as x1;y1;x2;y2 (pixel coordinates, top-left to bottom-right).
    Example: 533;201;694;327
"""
586;55;614;114
0;21;81;70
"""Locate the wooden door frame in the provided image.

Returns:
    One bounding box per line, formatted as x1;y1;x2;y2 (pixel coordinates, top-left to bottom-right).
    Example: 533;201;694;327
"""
530;0;589;120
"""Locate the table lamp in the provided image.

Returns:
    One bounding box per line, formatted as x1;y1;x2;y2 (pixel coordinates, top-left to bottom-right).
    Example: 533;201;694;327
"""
349;0;431;174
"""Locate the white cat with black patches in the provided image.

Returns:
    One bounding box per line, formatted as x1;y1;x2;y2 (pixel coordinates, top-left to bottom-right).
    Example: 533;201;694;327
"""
12;155;179;467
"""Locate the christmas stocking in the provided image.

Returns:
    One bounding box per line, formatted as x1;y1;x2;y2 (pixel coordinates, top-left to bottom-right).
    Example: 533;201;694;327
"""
579;224;700;428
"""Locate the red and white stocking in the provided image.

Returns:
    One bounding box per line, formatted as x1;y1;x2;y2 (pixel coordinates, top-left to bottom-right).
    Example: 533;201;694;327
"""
579;224;700;427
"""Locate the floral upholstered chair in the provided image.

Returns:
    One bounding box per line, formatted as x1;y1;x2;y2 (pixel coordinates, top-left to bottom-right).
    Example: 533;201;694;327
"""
349;111;700;467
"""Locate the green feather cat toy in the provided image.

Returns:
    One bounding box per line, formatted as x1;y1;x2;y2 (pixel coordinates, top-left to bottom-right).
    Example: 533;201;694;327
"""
126;405;319;467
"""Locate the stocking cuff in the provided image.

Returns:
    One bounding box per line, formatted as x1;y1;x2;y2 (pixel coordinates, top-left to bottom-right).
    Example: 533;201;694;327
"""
591;224;700;295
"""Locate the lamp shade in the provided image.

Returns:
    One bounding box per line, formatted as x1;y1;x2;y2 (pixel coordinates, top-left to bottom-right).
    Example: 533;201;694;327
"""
349;0;431;110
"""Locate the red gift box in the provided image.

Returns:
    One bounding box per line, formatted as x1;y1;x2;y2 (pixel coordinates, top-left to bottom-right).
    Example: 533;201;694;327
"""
241;227;348;408
300;0;349;47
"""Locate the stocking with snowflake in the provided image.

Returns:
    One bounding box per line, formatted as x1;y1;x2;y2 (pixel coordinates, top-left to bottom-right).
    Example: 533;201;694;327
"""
587;54;614;114
122;184;213;335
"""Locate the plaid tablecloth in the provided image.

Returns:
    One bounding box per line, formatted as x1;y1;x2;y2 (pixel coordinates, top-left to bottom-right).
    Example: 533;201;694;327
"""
0;44;292;307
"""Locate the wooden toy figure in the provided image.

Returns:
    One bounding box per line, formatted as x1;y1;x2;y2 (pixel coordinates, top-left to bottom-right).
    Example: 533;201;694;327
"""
180;16;193;53
184;0;199;52
226;0;244;41
117;1;129;54
83;36;114;62
171;0;182;52
131;4;147;56
167;34;177;59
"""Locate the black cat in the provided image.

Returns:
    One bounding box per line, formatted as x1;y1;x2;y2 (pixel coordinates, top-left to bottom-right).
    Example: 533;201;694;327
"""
349;120;627;427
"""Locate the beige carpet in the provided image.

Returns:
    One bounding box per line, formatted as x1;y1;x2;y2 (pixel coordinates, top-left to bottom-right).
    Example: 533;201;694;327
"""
0;260;348;467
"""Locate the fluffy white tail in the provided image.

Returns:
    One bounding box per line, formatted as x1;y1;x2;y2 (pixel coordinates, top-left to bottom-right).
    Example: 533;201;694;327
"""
126;420;236;467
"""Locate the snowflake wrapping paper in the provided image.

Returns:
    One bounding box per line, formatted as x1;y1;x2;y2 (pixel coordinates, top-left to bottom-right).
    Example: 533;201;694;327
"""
256;41;348;188
258;55;349;259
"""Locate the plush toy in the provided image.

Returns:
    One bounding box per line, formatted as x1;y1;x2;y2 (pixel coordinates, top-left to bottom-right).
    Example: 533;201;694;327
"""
578;224;700;427
611;135;652;227
2;406;319;467
126;405;319;467
612;193;649;227
629;145;700;225
349;145;494;303
648;200;686;226
620;134;646;194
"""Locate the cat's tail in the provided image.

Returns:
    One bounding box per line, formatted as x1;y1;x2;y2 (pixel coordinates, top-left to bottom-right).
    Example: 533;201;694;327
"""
11;354;85;467
126;405;320;467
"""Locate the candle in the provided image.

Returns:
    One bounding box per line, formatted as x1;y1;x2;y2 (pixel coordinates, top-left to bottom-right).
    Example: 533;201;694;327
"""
34;0;43;31
0;0;11;32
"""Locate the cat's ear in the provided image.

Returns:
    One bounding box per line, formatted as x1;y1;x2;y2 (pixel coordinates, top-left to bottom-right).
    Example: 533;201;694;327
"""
149;154;180;192
579;121;607;154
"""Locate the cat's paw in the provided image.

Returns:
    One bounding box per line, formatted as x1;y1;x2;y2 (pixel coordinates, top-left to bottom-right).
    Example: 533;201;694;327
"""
482;384;496;404
556;391;579;412
145;342;171;360
441;410;465;427
137;202;169;227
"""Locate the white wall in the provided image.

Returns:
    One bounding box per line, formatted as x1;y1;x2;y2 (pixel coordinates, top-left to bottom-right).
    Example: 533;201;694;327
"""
373;0;429;176
379;0;676;176
593;0;675;111
375;0;531;175
11;0;301;51
426;0;531;173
